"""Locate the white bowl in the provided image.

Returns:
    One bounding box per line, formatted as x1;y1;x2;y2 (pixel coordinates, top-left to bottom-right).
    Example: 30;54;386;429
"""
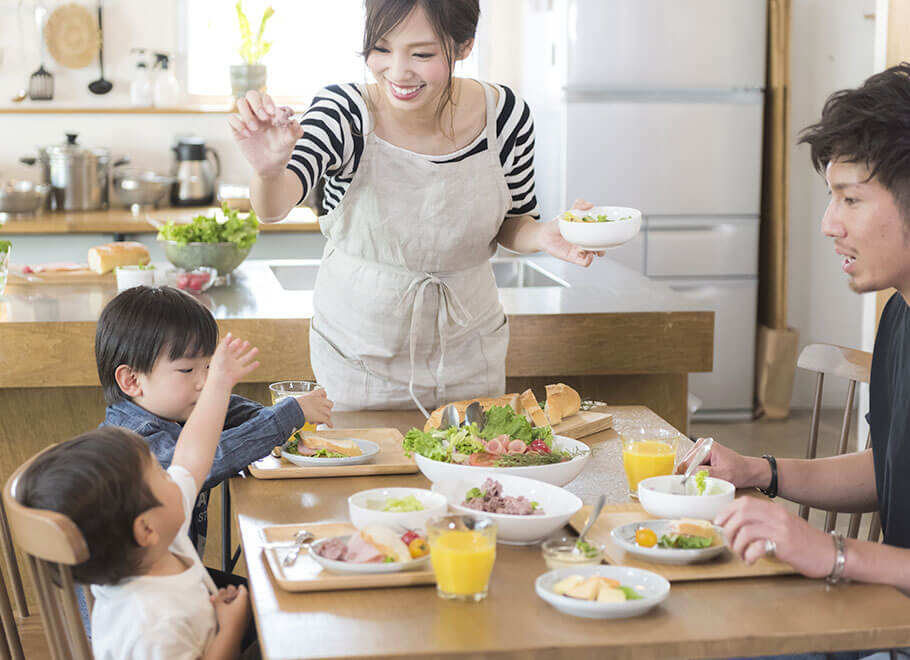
558;206;642;250
431;473;583;545
115;265;155;290
535;565;670;619
637;474;735;520
413;435;590;487
347;487;448;534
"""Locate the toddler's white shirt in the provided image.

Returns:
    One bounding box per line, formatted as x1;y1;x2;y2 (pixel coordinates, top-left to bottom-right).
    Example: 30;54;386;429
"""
91;465;218;660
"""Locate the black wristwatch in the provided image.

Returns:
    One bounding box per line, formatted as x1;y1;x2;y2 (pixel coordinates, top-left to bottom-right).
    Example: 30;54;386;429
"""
759;454;778;498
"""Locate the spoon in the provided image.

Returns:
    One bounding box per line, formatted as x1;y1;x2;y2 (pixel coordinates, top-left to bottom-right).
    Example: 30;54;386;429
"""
282;529;314;566
677;437;714;494
575;494;606;553
465;401;485;431
439;404;459;430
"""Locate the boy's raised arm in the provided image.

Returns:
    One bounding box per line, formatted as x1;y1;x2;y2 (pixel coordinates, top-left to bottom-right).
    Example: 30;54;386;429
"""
172;333;260;492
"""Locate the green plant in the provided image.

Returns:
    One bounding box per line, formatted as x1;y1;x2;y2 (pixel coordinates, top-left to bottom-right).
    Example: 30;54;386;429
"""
236;1;274;64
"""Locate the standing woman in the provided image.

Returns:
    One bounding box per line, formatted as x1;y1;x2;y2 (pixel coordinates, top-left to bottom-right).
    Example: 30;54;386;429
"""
230;0;598;414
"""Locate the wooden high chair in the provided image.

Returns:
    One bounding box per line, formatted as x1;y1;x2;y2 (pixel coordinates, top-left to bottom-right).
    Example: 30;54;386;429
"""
2;452;92;660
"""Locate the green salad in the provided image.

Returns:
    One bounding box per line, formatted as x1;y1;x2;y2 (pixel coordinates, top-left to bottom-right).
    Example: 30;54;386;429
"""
368;495;424;512
657;534;714;550
157;203;259;249
283;433;345;458
695;469;709;496
0;240;11;254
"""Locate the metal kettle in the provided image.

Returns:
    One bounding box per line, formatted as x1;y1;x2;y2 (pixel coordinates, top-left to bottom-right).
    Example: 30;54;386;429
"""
170;137;220;206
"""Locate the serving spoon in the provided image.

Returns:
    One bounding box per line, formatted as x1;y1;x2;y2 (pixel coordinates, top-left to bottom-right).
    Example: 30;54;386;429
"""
439;404;459;430
465;401;485;431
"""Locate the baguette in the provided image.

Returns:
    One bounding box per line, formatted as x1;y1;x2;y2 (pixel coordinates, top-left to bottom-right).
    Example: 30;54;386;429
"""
88;241;150;274
423;394;520;432
301;434;362;457
544;383;582;425
519;389;549;427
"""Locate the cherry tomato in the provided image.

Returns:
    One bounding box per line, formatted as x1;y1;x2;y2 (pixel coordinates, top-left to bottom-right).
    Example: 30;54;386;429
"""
408;537;429;559
635;527;657;548
401;530;419;546
528;439;551;454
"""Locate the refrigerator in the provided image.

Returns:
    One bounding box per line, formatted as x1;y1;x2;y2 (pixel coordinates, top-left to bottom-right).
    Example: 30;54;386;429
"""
521;0;767;420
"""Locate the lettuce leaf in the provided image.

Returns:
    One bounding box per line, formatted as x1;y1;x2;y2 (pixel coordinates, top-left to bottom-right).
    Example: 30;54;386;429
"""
402;428;449;462
480;405;533;443
657;534;713;549
157;202;259;249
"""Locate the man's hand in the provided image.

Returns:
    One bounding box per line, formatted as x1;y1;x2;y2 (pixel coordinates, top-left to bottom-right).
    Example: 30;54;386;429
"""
295;388;334;427
208;333;260;390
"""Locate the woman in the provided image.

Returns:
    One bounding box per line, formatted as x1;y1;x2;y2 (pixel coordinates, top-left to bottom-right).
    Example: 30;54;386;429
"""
230;0;599;414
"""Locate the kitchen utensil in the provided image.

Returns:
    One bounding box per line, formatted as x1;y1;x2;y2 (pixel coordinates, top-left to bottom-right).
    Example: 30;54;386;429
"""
465;401;485;431
282;529;313;567
10;89;27;103
112;168;174;210
171;137;220;206
677;437;713;495
29;6;54;101
87;0;112;94
438;404;459;431
45;3;99;69
0;181;50;220
576;493;606;550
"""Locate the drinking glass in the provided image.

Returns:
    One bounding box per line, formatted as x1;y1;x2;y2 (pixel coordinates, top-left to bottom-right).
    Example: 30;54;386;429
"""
269;380;320;433
0;247;9;295
621;427;679;498
427;514;497;602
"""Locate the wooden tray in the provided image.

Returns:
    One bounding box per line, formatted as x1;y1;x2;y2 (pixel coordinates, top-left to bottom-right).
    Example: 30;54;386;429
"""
260;522;436;593
552;409;612;439
8;267;114;285
248;428;418;479
569;502;797;582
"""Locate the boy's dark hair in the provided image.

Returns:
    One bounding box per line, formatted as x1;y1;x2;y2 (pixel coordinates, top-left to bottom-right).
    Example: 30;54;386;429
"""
95;286;218;404
16;427;161;585
799;62;910;225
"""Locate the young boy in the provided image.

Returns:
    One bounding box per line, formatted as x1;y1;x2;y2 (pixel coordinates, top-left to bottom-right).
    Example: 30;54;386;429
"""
95;285;333;557
18;333;261;659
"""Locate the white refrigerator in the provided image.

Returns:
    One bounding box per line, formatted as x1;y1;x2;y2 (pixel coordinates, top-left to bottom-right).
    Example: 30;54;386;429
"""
521;0;767;419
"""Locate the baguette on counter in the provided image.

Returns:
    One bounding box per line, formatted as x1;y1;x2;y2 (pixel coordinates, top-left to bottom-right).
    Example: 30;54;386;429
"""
88;242;150;274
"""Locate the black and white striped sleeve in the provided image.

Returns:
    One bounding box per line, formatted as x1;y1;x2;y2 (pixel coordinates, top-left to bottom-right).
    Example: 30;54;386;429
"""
285;84;364;204
496;85;540;220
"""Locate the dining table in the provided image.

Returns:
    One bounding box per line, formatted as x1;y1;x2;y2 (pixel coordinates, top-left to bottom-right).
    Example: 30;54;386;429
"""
231;406;910;660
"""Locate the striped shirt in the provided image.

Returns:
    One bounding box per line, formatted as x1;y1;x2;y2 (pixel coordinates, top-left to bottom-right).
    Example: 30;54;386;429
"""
286;82;540;219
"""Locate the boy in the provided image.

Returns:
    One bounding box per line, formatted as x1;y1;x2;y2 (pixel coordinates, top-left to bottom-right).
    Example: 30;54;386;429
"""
19;333;261;659
95;285;333;557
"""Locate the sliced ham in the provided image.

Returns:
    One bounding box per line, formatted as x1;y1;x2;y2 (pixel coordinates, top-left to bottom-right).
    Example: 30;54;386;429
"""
342;533;384;563
315;536;347;561
485;437;506;455
507;439;528;454
23;262;83;274
295;445;317;456
468;452;497;467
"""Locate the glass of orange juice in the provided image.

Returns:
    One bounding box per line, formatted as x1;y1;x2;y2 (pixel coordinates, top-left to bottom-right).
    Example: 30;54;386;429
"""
269;380;320;434
621;428;679;498
427;515;496;602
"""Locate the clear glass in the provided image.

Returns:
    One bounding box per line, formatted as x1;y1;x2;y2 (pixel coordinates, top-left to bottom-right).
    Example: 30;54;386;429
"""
541;536;603;570
621;427;680;498
427;514;496;602
269;380;320;433
0;248;9;295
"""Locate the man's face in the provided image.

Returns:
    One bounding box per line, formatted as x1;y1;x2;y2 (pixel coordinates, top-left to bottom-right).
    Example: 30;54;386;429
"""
821;158;910;295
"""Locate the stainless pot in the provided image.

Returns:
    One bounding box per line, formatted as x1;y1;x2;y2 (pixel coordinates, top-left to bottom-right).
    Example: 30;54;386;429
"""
20;133;128;211
112;168;175;210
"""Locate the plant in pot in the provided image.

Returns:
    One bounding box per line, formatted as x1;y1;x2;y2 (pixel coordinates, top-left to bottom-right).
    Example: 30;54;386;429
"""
230;1;274;100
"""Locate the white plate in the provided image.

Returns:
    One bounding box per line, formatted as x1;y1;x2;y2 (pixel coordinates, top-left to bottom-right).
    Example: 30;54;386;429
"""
535;565;669;619
413;435;590;487
610;520;727;565
281;437;380;467
308;536;430;574
558;206;642;250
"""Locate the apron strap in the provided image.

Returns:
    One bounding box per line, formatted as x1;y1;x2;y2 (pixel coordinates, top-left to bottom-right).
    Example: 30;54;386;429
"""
480;81;499;147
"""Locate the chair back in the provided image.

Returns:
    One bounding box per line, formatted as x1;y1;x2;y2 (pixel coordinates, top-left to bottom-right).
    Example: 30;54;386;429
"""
2;450;92;660
0;498;25;660
796;343;880;541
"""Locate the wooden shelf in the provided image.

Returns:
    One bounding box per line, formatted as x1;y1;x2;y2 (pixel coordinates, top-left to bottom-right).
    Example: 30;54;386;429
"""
0;105;234;115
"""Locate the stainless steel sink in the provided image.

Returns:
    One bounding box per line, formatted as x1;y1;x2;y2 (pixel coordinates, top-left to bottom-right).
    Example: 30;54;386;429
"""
269;258;568;290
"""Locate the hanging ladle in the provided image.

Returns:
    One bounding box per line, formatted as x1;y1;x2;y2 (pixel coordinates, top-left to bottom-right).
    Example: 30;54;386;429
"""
88;0;112;95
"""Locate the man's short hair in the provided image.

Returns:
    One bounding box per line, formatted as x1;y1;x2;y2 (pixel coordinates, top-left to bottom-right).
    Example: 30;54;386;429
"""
95;286;218;404
799;62;910;223
16;427;161;585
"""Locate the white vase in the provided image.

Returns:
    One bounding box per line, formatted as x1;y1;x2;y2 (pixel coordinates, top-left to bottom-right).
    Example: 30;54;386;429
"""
230;64;267;99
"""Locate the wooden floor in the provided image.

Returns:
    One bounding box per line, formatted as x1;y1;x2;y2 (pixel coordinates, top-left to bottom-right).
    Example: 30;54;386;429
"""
10;408;861;659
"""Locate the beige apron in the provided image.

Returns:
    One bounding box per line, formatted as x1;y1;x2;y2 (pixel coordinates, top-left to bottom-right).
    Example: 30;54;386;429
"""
310;81;511;414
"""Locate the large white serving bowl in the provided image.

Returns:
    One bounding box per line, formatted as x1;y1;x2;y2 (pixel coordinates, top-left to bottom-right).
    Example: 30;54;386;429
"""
413;435;590;487
535;565;670;619
431;473;583;545
347;487;448;534
558;206;642;250
637;474;735;520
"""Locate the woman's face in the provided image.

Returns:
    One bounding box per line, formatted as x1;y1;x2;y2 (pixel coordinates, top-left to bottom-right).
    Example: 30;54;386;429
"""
365;4;471;116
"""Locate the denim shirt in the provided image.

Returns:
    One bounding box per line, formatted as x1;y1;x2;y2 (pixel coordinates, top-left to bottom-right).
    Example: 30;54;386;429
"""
101;395;304;557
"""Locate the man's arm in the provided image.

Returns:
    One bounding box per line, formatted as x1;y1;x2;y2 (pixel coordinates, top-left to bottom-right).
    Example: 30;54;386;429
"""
844;538;910;593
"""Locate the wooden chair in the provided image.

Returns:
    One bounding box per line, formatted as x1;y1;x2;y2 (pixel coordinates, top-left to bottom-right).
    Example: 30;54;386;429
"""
797;343;881;541
0;499;26;660
2;453;92;660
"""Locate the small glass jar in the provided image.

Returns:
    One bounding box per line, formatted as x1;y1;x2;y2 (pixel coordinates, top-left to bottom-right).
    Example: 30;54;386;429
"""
541;536;603;570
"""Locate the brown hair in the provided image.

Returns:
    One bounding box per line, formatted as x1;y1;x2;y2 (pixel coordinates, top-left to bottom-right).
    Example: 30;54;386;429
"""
362;0;480;135
17;427;162;585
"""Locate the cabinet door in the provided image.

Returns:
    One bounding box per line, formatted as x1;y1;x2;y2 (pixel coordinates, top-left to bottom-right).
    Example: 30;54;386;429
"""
646;217;759;278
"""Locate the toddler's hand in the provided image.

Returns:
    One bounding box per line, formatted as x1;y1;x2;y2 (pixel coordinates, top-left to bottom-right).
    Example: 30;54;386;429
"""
295;388;334;428
210;584;250;630
209;333;260;389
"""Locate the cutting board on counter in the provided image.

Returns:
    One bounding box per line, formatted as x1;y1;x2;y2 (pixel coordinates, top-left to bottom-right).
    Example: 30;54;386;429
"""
552;408;613;440
7;267;114;285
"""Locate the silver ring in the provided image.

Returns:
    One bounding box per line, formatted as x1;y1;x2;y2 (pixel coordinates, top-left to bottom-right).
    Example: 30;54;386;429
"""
764;538;776;557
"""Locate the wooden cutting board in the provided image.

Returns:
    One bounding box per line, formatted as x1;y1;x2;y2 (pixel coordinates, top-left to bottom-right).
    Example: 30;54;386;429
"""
552;409;613;439
7;267;114;285
569;502;796;582
248;428;418;479
260;522;435;593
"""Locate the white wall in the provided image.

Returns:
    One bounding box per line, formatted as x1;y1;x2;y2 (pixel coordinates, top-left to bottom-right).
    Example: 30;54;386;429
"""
786;0;877;409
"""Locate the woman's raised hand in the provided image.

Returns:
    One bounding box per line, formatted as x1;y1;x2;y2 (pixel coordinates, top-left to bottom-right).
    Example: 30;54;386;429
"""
537;199;605;267
229;90;304;178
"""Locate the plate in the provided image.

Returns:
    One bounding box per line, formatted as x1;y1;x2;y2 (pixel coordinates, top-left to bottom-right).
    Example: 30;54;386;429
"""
610;520;727;565
281;437;380;467
308;536;431;574
535;565;669;619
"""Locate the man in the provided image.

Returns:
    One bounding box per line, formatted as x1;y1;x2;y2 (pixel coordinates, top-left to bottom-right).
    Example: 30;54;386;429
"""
678;63;910;660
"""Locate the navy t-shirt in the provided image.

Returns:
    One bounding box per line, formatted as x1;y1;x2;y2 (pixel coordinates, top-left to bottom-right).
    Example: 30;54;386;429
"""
869;291;910;548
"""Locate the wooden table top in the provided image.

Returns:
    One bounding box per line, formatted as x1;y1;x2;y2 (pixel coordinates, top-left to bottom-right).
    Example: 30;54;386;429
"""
232;407;910;660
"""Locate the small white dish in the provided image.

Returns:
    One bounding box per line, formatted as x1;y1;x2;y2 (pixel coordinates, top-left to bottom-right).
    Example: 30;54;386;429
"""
535;565;669;619
611;520;727;565
115;265;155;290
558;206;642;250
308;536;430;574
638;474;735;520
432;473;582;545
281;438;379;467
347;487;448;534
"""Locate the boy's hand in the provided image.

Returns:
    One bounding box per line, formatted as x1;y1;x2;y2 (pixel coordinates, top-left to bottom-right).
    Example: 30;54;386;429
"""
208;333;260;390
210;584;250;630
295;388;335;428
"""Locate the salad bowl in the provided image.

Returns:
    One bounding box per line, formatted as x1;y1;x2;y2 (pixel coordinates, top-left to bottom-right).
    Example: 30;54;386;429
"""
558;205;641;250
348;487;448;533
637;474;735;520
